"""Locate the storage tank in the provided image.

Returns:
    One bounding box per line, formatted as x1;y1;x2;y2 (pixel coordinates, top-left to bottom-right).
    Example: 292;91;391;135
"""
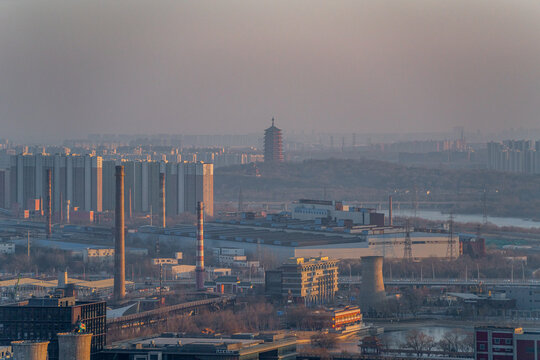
360;256;386;310
57;333;93;360
11;340;49;360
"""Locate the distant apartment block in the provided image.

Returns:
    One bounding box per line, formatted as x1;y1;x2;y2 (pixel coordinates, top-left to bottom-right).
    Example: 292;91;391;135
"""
488;140;540;174
1;154;213;217
83;248;114;263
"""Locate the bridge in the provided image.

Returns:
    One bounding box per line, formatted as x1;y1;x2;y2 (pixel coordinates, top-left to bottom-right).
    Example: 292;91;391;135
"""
339;276;540;288
107;295;235;333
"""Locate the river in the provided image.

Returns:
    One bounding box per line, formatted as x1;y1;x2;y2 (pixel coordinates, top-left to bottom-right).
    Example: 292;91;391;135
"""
391;209;540;229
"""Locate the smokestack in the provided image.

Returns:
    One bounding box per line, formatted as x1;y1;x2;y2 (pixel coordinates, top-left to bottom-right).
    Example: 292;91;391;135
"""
66;200;70;224
360;256;386;310
114;165;126;301
388;195;393;226
46;169;52;238
196;201;205;291
160;172;166;228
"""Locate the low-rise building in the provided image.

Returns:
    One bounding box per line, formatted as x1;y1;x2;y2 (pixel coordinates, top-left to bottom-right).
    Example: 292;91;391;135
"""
170;265;196;279
0;243;14;255
83;248;114;263
475;326;540;360
101;333;296;360
152;258;178;266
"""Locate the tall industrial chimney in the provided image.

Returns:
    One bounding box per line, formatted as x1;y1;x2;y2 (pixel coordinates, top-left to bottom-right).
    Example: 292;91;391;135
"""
46;169;52;238
360;256;386;310
388;195;393;226
196;201;205;291
160;172;166;228
66;199;70;224
114;165;126;301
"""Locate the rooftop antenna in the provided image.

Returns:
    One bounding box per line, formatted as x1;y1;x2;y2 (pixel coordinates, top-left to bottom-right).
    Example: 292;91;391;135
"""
272;117;275;127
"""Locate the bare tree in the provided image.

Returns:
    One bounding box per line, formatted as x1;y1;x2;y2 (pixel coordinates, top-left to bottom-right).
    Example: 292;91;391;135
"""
402;329;435;357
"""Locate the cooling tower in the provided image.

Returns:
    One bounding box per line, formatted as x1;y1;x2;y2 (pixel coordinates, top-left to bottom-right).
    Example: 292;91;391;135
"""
196;201;205;290
114;165;125;301
57;333;92;360
360;256;386;309
11;340;49;360
46;169;52;238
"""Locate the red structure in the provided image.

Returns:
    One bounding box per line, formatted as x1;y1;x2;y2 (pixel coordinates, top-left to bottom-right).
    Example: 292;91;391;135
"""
196;201;205;291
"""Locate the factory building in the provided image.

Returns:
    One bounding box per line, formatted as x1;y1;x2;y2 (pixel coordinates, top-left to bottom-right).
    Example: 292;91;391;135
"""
292;199;385;226
101;333;297;360
0;296;106;360
266;256;339;305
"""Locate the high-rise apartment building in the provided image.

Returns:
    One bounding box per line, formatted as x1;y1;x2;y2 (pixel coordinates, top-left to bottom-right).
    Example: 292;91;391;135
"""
7;154;102;214
264;118;284;163
2;154;213;218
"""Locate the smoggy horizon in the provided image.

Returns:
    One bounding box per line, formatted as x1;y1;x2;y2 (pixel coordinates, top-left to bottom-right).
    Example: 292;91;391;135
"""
1;1;540;143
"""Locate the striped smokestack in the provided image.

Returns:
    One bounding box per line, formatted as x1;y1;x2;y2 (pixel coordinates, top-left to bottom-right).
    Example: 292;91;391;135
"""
160;172;166;228
114;165;126;301
46;169;52;238
196;201;205;290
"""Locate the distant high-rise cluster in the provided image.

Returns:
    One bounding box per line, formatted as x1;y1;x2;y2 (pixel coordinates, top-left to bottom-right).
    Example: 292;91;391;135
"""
488;140;540;174
264;118;283;163
0;153;213;217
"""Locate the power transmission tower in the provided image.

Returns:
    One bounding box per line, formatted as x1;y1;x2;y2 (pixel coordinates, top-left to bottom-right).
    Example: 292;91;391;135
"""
482;187;488;225
446;213;455;260
403;219;413;261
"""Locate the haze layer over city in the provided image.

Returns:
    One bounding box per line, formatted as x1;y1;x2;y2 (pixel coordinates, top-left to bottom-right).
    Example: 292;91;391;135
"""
1;2;540;360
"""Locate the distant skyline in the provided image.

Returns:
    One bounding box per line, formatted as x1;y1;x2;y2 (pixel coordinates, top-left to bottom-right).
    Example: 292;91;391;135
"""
1;1;540;143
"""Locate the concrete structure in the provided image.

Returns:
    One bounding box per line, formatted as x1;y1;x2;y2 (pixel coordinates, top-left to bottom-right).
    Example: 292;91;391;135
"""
196;201;205;290
57;333;92;360
46;169;52;238
11;341;49;360
496;286;540;310
114;165;125;301
152;258;178;265
170;265;196;279
360;256;386;310
264;118;284;163
475;326;540;360
101;333;296;360
266;256;339;305
58;271;68;288
487;140;540;174
0;297;105;360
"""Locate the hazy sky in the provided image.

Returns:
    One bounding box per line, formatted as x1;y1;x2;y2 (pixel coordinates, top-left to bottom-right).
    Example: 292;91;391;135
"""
1;1;540;142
